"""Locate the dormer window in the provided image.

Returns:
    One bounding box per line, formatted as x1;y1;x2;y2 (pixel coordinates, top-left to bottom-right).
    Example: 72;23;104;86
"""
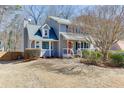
43;29;49;37
41;24;50;38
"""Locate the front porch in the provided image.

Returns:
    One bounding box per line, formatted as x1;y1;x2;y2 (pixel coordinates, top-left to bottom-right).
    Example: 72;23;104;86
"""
28;40;58;57
62;40;93;58
60;32;95;58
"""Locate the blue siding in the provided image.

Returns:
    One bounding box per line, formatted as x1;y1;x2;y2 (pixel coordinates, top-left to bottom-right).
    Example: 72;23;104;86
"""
46;19;59;38
33;27;58;40
34;29;42;37
49;27;58;40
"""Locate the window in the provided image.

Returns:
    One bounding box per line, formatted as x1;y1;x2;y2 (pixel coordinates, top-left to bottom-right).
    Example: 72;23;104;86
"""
36;41;40;48
42;42;49;49
81;42;84;48
81;42;90;49
41;24;50;38
45;30;48;36
42;29;49;38
66;25;68;32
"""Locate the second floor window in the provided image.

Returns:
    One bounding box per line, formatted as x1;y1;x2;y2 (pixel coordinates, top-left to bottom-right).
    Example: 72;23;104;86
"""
43;29;49;38
45;30;48;36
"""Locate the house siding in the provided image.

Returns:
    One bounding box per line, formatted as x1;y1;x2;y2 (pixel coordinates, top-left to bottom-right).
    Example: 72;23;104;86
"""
59;24;67;32
23;17;97;57
46;19;59;39
24;28;29;50
59;34;67;57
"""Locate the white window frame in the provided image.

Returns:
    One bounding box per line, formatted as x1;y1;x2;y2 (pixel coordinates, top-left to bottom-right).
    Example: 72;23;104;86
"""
41;24;50;38
42;29;49;38
35;41;40;48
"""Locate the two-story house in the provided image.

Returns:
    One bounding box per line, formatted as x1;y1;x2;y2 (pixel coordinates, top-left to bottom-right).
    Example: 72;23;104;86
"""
0;16;123;58
23;16;94;58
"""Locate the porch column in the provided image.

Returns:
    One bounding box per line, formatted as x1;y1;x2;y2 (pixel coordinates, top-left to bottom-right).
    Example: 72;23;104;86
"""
78;41;81;50
40;41;42;57
80;41;81;49
66;40;68;55
49;41;51;57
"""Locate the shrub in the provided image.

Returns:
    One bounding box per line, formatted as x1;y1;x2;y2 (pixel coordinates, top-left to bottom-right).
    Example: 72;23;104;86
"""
24;48;41;60
82;50;102;62
110;53;124;66
82;50;90;59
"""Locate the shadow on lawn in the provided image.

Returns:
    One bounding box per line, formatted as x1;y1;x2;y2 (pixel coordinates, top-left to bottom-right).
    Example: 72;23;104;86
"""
0;60;24;64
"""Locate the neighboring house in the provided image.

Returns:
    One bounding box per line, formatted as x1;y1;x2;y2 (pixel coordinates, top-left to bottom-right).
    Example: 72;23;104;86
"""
111;40;124;50
23;16;94;57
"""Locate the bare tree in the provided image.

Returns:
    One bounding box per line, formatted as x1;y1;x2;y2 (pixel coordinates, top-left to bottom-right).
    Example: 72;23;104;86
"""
47;5;76;19
0;6;22;51
24;5;46;25
75;6;124;61
4;14;24;51
0;5;20;31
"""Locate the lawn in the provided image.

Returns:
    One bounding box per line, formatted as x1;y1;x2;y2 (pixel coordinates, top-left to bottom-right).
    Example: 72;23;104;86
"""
0;58;124;88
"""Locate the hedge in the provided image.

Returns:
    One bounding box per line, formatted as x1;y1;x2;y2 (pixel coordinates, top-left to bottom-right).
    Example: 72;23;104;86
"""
24;48;41;60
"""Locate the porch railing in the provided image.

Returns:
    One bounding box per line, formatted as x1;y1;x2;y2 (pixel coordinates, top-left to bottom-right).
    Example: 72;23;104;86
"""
62;48;91;58
41;49;56;57
62;48;74;58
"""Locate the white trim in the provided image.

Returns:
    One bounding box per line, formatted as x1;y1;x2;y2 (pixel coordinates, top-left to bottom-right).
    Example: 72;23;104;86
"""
41;24;50;38
42;29;49;38
30;39;58;41
35;41;40;48
49;41;51;57
34;40;36;48
40;41;42;57
42;24;50;30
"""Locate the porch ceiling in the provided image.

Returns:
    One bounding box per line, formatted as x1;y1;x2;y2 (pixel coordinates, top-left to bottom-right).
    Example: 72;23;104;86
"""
60;32;88;41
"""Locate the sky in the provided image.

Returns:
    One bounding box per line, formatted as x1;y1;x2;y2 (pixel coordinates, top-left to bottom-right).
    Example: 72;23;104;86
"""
22;5;91;24
0;5;91;32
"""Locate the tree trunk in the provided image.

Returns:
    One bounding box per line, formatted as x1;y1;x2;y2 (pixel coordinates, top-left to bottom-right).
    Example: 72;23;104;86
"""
102;51;109;62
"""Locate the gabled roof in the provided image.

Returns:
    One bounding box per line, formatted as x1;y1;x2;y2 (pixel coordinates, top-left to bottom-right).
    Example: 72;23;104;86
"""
26;24;41;40
42;24;50;29
60;32;88;41
26;24;58;41
48;16;71;25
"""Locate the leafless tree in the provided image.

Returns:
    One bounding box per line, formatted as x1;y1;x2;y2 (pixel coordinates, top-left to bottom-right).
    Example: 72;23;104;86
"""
75;5;124;61
0;6;19;31
0;5;22;51
47;5;76;19
24;5;46;25
4;14;24;51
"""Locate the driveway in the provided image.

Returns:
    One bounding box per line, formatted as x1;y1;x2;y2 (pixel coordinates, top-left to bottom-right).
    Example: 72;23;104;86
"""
0;58;124;88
